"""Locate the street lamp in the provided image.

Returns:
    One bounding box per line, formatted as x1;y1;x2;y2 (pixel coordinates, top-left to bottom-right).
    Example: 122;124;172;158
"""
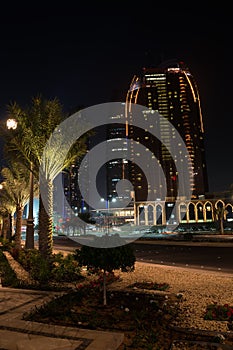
5;119;18;240
6;118;34;248
6;119;17;130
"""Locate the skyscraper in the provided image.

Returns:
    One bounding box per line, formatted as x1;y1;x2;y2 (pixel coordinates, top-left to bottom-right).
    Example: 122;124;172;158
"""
125;60;208;201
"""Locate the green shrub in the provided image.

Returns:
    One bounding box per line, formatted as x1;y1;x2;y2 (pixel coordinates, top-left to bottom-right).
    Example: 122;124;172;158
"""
0;250;21;287
74;234;136;305
51;253;83;283
13;248;83;286
0;237;15;251
30;254;52;285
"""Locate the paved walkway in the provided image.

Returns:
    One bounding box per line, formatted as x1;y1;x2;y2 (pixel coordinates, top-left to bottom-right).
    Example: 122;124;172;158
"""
0;287;124;350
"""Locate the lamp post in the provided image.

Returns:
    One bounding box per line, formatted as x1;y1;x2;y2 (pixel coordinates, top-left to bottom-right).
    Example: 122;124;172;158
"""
5;119;18;240
6;118;34;249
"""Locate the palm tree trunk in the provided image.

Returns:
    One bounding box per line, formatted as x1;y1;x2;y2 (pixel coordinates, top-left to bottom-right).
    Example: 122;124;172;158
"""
220;218;224;234
3;216;8;239
103;269;107;306
7;213;14;240
15;205;23;249
38;178;54;258
25;169;34;249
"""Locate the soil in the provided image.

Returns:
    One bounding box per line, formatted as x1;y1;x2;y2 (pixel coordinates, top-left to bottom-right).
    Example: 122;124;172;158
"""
22;281;233;350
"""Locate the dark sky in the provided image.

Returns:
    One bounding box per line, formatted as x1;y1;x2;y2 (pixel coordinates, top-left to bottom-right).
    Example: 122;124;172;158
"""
0;2;232;193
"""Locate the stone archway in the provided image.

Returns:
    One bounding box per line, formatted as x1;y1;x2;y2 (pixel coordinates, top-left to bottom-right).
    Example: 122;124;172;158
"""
188;202;196;223
204;201;213;222
226;204;233;222
179;203;187;223
138;205;145;225
196;202;204;222
155;204;163;225
147;204;154;225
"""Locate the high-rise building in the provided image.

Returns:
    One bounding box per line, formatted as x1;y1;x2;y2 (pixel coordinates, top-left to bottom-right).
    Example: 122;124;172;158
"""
123;60;208;201
65;60;209;217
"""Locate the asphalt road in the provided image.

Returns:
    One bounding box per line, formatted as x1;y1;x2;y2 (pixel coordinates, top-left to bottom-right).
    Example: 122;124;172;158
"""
131;242;233;273
53;236;233;274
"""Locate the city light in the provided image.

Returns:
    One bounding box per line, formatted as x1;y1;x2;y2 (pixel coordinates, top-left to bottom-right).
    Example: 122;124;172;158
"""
6;119;17;130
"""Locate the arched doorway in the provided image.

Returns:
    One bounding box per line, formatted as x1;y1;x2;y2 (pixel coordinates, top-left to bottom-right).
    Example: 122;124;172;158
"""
188;203;195;222
196;202;204;222
148;204;154;225
138;205;145;225
226;204;233;222
204;201;213;222
156;204;163;225
179;203;187;223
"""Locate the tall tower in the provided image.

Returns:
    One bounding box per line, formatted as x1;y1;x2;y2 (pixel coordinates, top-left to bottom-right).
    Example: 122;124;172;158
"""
126;60;209;201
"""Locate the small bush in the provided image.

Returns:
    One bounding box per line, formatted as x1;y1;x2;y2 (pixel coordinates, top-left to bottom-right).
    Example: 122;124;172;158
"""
0;250;21;287
74;234;136;305
0;237;15;251
14;249;83;286
204;303;233;321
51;253;83;283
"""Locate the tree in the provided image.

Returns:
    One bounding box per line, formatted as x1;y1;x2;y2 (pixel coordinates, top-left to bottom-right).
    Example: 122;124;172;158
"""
74;234;136;306
0;162;38;249
78;212;95;235
1;96;88;258
214;205;228;234
0;193;15;241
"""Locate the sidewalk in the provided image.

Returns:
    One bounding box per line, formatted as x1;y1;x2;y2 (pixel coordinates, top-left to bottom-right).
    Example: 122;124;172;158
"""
0;287;124;350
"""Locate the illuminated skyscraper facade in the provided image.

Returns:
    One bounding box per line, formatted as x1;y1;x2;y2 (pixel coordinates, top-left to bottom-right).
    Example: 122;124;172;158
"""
125;60;209;201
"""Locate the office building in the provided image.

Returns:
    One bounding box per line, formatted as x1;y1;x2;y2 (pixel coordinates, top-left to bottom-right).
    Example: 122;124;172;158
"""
125;60;209;201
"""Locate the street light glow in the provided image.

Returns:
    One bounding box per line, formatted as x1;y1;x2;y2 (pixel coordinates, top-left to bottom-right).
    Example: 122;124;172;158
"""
6;119;17;130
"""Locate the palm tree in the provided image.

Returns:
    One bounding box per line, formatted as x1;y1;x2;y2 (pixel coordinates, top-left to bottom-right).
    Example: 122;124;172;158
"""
214;205;228;234
0;194;16;241
0;162;37;249
1;96;88;258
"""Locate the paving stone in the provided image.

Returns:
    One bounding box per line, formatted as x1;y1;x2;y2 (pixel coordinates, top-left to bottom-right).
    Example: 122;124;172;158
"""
0;288;123;350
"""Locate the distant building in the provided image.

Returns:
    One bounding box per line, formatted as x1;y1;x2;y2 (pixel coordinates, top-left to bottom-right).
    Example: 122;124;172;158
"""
125;60;209;201
60;61;210;228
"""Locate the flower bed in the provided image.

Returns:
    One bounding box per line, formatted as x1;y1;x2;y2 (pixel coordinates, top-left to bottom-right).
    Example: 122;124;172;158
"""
23;279;181;350
204;303;233;321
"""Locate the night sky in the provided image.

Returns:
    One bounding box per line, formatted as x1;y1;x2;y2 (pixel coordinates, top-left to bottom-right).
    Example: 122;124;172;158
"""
0;2;232;193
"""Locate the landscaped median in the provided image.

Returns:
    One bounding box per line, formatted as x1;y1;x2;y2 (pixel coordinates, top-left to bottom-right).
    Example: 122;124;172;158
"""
1;238;233;349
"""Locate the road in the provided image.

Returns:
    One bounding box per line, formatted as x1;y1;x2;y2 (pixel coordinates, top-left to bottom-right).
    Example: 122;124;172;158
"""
53;236;233;274
131;241;233;273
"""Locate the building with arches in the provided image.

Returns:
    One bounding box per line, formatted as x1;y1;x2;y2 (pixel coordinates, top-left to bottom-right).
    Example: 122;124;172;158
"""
134;198;233;227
